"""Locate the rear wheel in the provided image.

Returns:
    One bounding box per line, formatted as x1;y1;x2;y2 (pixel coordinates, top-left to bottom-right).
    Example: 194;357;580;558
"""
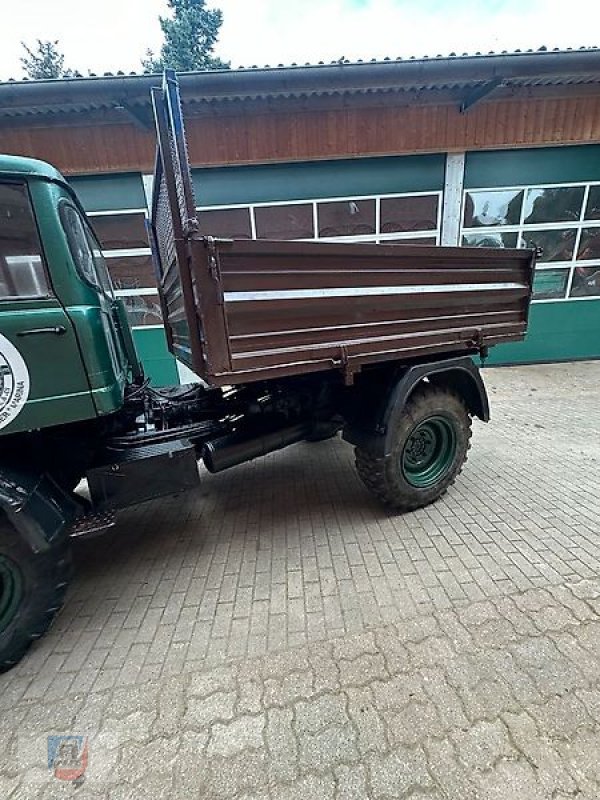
0;515;72;673
355;385;471;511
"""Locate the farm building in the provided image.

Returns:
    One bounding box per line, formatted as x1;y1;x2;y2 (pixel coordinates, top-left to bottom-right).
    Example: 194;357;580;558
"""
0;47;599;383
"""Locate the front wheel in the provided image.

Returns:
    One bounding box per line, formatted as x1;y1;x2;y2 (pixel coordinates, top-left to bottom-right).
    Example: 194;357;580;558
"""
355;385;472;512
0;515;72;673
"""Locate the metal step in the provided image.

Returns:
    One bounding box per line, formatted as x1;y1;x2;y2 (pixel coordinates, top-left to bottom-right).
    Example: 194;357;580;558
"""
68;509;116;539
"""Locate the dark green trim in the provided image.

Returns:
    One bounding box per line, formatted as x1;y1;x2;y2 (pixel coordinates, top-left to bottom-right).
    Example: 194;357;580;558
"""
192;154;445;206
68;173;146;212
464;145;600;189
132;327;178;387
487;299;600;365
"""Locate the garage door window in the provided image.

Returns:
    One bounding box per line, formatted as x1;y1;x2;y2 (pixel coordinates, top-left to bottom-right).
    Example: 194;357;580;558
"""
462;182;600;303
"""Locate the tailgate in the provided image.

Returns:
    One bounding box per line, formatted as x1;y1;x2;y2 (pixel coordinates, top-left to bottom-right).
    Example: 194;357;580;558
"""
148;70;229;381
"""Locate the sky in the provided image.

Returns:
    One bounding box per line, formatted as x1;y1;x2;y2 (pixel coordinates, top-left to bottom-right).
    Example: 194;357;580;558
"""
0;0;597;81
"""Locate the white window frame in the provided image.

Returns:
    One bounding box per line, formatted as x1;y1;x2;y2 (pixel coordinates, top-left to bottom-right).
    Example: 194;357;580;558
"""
460;181;600;303
196;189;443;245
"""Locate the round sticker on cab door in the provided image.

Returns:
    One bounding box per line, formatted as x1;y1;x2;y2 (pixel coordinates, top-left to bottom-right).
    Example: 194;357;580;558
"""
0;334;30;430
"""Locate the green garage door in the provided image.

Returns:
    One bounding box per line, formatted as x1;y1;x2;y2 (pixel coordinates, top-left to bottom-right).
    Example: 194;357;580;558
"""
462;145;600;365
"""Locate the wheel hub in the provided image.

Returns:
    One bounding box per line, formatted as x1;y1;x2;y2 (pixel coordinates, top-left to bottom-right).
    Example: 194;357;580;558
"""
0;556;23;634
401;416;458;489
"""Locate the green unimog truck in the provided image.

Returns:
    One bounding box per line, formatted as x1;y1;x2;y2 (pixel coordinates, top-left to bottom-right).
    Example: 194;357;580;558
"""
0;72;535;671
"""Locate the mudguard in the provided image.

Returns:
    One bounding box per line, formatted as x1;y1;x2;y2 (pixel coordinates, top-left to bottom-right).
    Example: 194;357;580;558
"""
0;468;79;553
343;356;490;458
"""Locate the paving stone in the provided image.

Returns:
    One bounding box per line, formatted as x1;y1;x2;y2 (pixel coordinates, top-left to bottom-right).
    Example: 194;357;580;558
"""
338;652;388;687
368;746;433;798
346;686;387;755
295;692;348;735
452;719;517;772
263;671;314;707
332;632;378;662
503;711;578;797
205;748;268;799
275;773;336;800
266;707;297;783
298;723;359;773
534;693;593;740
183;690;237;729
424;738;478;800
474;758;547;800
237;680;263;715
207;714;265;757
335;763;369;800
188;665;236;698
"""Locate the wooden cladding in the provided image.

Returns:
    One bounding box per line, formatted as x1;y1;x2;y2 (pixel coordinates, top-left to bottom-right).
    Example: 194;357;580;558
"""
0;91;599;175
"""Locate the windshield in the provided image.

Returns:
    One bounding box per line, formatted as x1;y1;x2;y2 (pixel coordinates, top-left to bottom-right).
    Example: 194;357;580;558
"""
61;203;114;298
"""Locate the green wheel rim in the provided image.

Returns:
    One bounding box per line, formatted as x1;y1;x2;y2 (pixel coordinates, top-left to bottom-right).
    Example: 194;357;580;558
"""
401;415;458;489
0;555;24;633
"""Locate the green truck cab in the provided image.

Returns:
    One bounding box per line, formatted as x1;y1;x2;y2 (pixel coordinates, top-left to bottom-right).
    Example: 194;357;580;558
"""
0;155;140;435
0;73;534;673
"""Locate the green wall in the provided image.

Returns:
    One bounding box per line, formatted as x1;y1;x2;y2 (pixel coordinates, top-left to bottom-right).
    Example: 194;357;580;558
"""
464;145;600;188
192;153;446;206
487;299;600;365
68;173;147;211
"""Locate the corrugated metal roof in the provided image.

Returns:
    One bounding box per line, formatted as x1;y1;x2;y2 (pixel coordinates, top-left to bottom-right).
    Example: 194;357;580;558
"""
0;47;598;119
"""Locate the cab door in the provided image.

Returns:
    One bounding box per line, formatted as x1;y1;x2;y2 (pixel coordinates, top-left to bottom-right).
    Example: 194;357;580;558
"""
0;180;94;434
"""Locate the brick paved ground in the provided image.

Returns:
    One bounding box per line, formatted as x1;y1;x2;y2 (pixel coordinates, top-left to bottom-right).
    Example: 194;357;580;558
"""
1;360;600;798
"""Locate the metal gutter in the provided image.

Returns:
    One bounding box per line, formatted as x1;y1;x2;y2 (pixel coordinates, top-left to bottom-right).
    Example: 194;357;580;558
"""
0;49;598;117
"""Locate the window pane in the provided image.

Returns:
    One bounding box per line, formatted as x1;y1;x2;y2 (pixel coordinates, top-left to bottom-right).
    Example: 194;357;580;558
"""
380;195;438;233
523;186;584;224
107;256;156;290
0;182;49;299
91;213;148;250
462;232;518;248
198;207;252;239
577;228;600;261
255;204;313;239
584;186;600;220
121;294;163;326
463;190;523;228
532;268;569;300
570;266;600;297
521;229;576;262
318;199;375;237
61;204;113;296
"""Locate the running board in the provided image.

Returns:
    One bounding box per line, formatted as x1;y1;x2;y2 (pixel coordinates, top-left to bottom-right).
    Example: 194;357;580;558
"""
68;509;116;539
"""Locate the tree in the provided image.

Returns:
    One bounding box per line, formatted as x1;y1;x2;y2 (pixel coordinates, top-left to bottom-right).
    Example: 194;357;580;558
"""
143;0;229;73
20;40;77;80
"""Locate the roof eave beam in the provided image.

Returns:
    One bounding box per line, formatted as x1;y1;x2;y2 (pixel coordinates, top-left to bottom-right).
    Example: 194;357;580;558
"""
117;103;154;131
460;77;504;113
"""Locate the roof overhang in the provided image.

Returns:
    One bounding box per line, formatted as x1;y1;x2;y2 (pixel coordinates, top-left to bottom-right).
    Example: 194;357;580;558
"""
0;48;598;121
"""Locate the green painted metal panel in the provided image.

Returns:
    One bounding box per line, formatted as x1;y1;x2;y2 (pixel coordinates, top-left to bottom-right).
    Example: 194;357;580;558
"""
68;173;146;212
487;299;600;365
192;154;445;206
132;327;178;387
465;145;600;189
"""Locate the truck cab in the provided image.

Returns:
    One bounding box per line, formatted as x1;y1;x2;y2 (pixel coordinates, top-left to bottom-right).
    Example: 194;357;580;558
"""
0;156;140;437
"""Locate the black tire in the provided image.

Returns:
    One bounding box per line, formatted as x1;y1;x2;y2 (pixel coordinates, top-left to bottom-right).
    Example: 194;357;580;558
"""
355;384;471;512
305;420;342;443
0;515;72;673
